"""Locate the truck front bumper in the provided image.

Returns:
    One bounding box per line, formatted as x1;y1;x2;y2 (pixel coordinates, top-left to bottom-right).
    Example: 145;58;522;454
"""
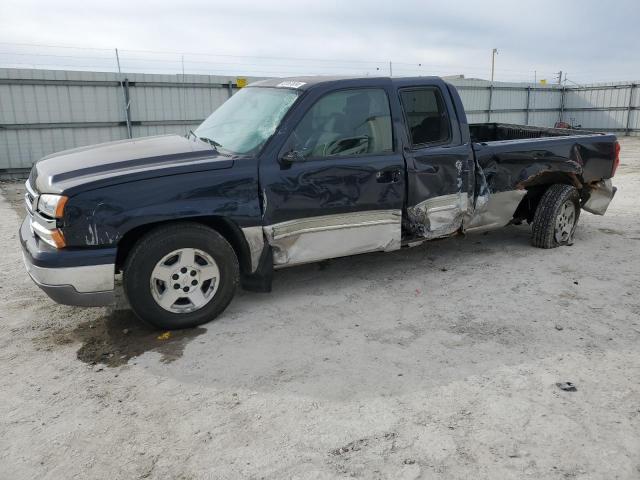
19;217;117;307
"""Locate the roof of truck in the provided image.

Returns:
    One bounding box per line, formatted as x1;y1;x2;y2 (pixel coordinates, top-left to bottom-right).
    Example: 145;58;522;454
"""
249;75;443;90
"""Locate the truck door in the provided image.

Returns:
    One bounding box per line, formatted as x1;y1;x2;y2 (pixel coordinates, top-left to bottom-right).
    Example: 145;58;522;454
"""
260;86;406;267
399;83;475;239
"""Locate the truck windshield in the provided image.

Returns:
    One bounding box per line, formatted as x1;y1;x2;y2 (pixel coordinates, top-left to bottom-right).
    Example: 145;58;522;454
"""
194;87;300;155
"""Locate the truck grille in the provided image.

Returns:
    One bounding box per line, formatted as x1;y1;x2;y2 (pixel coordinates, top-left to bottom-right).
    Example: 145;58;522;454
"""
24;181;38;217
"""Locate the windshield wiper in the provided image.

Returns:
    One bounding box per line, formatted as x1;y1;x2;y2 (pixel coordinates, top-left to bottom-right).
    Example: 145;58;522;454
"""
188;130;226;152
186;129;203;143
187;129;236;155
198;136;224;151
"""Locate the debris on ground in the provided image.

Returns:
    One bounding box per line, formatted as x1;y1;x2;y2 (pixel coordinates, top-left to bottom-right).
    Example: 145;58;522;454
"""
556;382;577;392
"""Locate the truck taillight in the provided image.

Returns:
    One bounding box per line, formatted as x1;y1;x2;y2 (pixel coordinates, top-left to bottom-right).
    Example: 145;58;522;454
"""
612;141;620;177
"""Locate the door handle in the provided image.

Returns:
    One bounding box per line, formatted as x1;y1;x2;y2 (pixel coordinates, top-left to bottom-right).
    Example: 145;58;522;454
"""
376;169;402;183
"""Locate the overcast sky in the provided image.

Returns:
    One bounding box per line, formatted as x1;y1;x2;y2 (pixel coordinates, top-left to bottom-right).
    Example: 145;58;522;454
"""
1;0;638;84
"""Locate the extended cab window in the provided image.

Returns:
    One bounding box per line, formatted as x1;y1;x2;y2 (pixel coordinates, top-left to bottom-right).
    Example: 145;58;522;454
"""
289;88;392;160
400;88;451;146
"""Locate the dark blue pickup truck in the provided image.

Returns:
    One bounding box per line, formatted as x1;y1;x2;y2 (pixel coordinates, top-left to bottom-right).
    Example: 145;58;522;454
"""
20;76;619;329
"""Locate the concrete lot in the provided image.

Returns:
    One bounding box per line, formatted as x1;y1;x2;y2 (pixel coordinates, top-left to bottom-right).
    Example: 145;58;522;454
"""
1;138;639;480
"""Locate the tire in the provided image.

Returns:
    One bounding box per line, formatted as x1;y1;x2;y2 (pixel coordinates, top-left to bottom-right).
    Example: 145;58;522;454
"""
123;222;239;329
531;184;581;249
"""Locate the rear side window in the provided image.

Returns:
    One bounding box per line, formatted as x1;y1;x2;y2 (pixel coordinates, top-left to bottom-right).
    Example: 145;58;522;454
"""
289;88;393;160
400;88;451;146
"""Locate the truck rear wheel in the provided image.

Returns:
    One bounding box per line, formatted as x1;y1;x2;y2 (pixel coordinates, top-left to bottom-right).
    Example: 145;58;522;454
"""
123;222;239;329
531;184;581;249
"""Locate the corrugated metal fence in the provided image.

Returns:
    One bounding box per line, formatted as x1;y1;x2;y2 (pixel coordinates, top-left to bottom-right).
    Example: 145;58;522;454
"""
453;78;639;134
0;69;265;171
1;68;638;171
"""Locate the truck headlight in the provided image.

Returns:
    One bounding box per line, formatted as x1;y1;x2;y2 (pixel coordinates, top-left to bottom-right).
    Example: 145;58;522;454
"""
38;194;68;219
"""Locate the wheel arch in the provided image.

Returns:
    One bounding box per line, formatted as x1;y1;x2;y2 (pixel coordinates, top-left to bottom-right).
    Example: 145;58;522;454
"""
514;171;583;223
115;216;253;275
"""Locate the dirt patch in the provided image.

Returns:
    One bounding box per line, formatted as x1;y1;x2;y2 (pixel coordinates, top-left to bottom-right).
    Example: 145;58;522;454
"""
330;432;398;456
449;318;525;346
598;228;625;236
328;432;402;477
44;310;206;367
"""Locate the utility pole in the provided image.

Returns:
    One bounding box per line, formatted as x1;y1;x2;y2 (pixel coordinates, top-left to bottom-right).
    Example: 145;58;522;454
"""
490;48;498;82
179;55;186;132
389;61;393;77
115;48;132;139
556;70;563;85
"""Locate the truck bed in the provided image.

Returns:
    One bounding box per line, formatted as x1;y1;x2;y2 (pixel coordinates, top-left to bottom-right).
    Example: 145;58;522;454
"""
469;123;617;193
469;123;598;143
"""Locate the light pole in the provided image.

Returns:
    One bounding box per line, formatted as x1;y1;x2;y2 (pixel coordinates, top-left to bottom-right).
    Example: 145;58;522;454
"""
491;48;498;82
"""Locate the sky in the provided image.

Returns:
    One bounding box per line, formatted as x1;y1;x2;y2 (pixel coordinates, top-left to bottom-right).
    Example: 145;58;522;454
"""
1;0;639;84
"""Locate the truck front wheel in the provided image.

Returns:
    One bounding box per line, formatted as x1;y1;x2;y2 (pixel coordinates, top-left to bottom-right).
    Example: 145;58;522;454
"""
531;184;581;249
123;222;239;329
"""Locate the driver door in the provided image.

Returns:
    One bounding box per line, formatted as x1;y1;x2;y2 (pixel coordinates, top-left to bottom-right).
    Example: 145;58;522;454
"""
260;87;406;267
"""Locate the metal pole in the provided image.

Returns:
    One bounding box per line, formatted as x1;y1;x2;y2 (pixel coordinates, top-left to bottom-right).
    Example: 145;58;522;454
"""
625;83;636;136
525;86;531;125
179;55;185;133
115;48;132;139
389;61;393;77
124;78;131;133
490;48;498;82
531;71;537;125
227;80;233;98
558;86;566;124
487;84;494;122
488;48;498;122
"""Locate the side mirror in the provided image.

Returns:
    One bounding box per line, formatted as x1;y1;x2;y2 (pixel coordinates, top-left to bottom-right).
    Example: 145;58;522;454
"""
280;150;305;164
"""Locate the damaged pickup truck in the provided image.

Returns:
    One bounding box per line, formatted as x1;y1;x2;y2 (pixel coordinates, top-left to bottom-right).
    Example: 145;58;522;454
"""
20;76;619;329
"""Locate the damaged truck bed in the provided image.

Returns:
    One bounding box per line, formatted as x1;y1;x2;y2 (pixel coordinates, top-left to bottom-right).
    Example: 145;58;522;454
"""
21;76;619;329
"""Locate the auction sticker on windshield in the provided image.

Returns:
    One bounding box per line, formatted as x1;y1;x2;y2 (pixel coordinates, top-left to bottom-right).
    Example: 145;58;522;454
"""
276;81;306;88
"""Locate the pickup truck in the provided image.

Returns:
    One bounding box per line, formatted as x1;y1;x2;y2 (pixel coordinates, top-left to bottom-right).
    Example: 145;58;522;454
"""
20;76;619;329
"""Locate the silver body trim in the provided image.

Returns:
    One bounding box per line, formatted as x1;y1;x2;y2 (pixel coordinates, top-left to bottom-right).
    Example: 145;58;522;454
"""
407;193;469;239
465;190;527;232
24;180;38;215
264;210;401;267
22;254;115;293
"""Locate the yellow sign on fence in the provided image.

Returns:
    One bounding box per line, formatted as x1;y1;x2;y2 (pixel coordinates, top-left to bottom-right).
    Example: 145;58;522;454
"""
236;77;248;88
539;79;547;85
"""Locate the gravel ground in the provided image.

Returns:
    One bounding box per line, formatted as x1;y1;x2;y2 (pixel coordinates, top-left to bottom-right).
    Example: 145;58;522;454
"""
1;138;639;480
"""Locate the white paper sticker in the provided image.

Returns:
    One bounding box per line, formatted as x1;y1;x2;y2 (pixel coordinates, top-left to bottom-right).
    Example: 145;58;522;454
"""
276;81;307;89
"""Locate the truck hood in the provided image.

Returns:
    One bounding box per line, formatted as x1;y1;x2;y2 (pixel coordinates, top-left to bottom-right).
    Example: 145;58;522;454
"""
30;134;234;195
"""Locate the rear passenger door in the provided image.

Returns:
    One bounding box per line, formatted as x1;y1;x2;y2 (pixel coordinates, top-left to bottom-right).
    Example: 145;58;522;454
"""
260;86;406;267
399;84;474;238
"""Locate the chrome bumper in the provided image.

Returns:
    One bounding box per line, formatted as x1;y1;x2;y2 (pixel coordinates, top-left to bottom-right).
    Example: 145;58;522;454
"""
22;252;115;307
